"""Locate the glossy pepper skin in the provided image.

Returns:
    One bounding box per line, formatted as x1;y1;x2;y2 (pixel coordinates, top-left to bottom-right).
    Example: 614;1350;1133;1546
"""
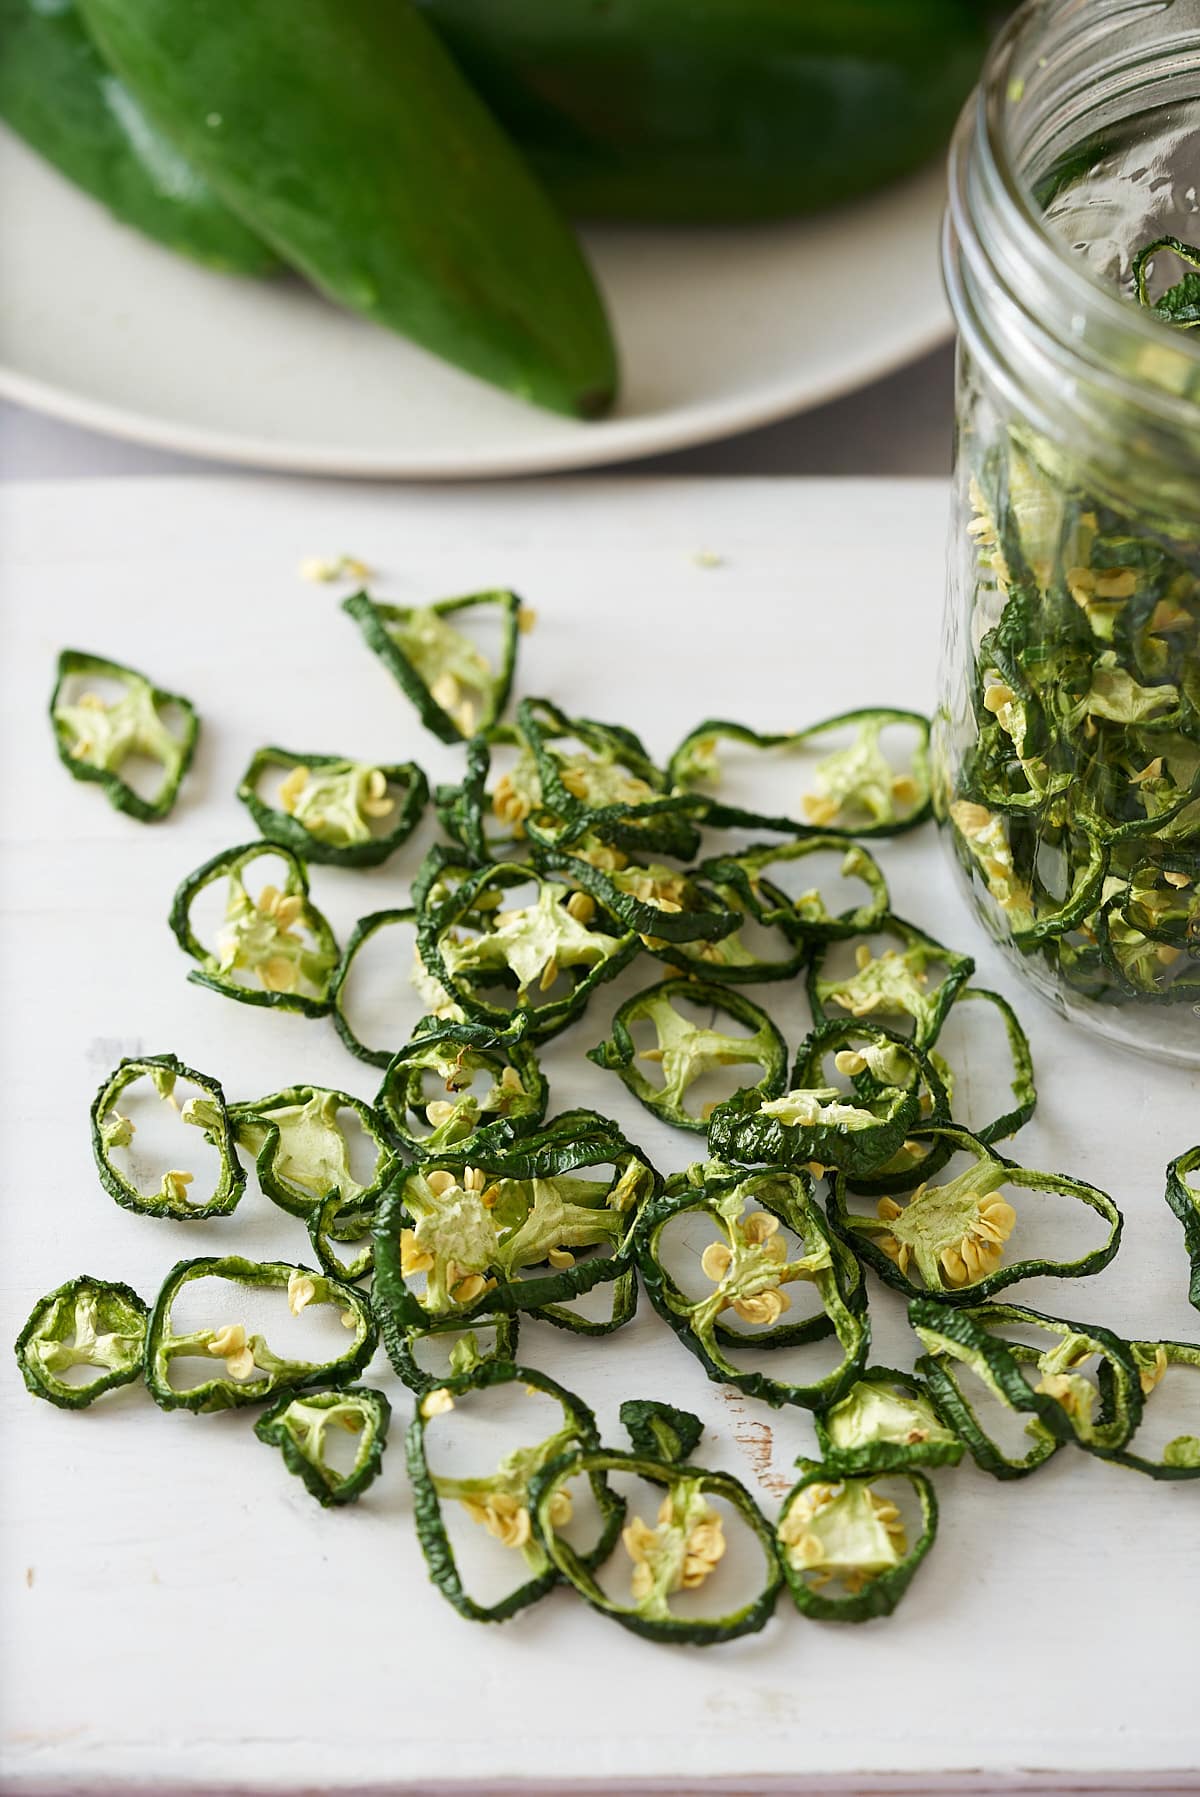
413;0;990;222
77;0;617;417
0;0;275;273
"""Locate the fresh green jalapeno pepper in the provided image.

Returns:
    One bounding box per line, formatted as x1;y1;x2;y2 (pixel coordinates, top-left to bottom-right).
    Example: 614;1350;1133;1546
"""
814;1366;964;1474
516;696;702;860
343;590;525;743
707;1024;933;1180
414;851;640;1043
236;745;427;867
145;1256;376;1413
808;915;975;1049
50;648;198;822
90;1053;245;1220
669;708;932;838
1102;1341;1200;1479
588;977;786;1134
911;1298;1143;1477
407;1359;623;1623
778;1462;937;1623
0;0;277;271
255;1385;390;1507
529;838;739;946
1165;1145;1200;1310
832;1125;1122;1303
529;1445;782;1646
14;1275;148;1410
373;1112;658;1333
638;1161;868;1409
695;838;890;945
230;1085;399;1225
385;1315;521;1396
375;1019;548;1160
169;842;339;1016
1133;237;1200;329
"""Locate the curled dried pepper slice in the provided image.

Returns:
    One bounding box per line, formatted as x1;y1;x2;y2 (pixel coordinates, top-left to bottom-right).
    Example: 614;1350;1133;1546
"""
777;1462;937;1622
807;915;974;1049
14;1275;148;1409
1165;1144;1200;1310
375;1019;548;1161
255;1385;390;1507
50;648;198;822
1103;1341;1200;1480
169;841;339;1016
91;1053;245;1220
237;744;427;867
696;836;890;944
343;588;525;743
230;1085;399;1223
813;1365;964;1474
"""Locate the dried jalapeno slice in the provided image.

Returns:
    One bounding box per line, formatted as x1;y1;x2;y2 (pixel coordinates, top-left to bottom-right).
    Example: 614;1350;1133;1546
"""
777;1463;937;1622
375;1020;547;1161
1103;1341;1200;1480
230;1085;399;1223
255;1385;390;1507
808;915;974;1049
588;977;787;1134
91;1053;245;1219
343;588;526;743
696;837;890;945
237;745;427;867
14;1275;148;1409
169;841;339;1016
330;905;461;1068
1165;1144;1200;1310
1133;235;1200;328
637;1161;868;1409
831;1125;1122;1303
384;1315;521;1396
50;648;198;821
528;836;739;946
813;1365;964;1474
145;1256;375;1413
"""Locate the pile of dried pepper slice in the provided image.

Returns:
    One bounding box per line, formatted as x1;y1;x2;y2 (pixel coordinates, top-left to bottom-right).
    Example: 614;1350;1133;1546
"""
20;571;1200;1650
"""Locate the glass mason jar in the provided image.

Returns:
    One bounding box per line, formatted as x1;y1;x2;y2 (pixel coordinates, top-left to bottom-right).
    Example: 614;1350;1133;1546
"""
937;0;1200;1066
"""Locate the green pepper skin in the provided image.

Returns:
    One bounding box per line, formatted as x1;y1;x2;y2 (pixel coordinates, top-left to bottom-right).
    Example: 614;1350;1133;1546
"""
90;1053;246;1220
75;0;617;417
696;838;891;946
1164;1146;1200;1311
808;915;975;1051
407;1359;623;1623
529;1447;783;1645
650;882;810;987
777;1462;938;1623
255;1385;390;1507
530;842;739;946
236;746;427;868
435;732;515;865
343;591;524;745
375;1019;548;1161
329;907;425;1069
169;841;340;1017
0;0;276;272
145;1256;376;1413
229;1085;400;1224
1102;1341;1200;1480
14;1275;148;1410
307;1192;374;1284
385;1314;520;1395
1133;237;1200;329
50;649;199;823
620;1399;704;1464
813;1366;965;1475
413;0;988;223
831;1125;1123;1305
589;977;787;1134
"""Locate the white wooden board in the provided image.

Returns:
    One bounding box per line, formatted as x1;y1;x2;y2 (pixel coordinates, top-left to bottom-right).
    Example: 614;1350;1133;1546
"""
1;476;1198;1797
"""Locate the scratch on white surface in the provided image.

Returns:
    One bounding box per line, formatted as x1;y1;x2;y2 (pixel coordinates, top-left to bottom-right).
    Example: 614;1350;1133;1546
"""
719;1387;793;1499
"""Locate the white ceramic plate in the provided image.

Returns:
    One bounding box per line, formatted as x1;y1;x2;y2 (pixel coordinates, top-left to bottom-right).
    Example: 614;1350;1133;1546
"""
0;127;950;478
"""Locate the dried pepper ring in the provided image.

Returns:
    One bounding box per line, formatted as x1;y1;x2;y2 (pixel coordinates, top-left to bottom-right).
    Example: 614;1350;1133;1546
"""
529;1443;782;1645
813;1366;964;1474
307;1191;375;1283
1165;1144;1200;1310
230;1085;400;1224
588;977;787;1133
91;1053;245;1220
911;1298;1143;1478
528;837;739;946
407;1359;623;1623
255;1386;390;1507
807;915;974;1049
667;708;931;838
14;1275;149;1409
50;647;198;822
145;1256;376;1413
343;588;525;743
696;836;890;944
831;1125;1122;1303
1103;1341;1200;1480
637;1161;868;1409
375;1019;548;1161
385;1315;521;1396
170;841;339;1016
329;905;453;1068
648;872;810;986
777;1462;937;1622
414;852;639;1043
237;744;427;867
708;1023;933;1180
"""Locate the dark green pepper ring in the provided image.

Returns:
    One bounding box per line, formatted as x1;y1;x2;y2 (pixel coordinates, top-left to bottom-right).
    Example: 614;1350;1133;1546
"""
229;1084;400;1226
169;841;340;1017
145;1255;376;1414
588;976;787;1134
813;1365;965;1475
50;647;199;822
343;588;524;745
807;914;974;1050
649;877;810;986
529;1447;783;1645
307;1191;375;1283
14;1274;149;1410
236;744;427;867
637;1162;869;1409
375;1018;548;1160
1165;1144;1200;1311
384;1312;521;1394
777;1461;937;1623
90;1052;246;1220
696;836;890;945
528;835;739;946
831;1124;1122;1305
255;1385;390;1507
407;1358;624;1624
329;906;431;1069
1101;1340;1200;1480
